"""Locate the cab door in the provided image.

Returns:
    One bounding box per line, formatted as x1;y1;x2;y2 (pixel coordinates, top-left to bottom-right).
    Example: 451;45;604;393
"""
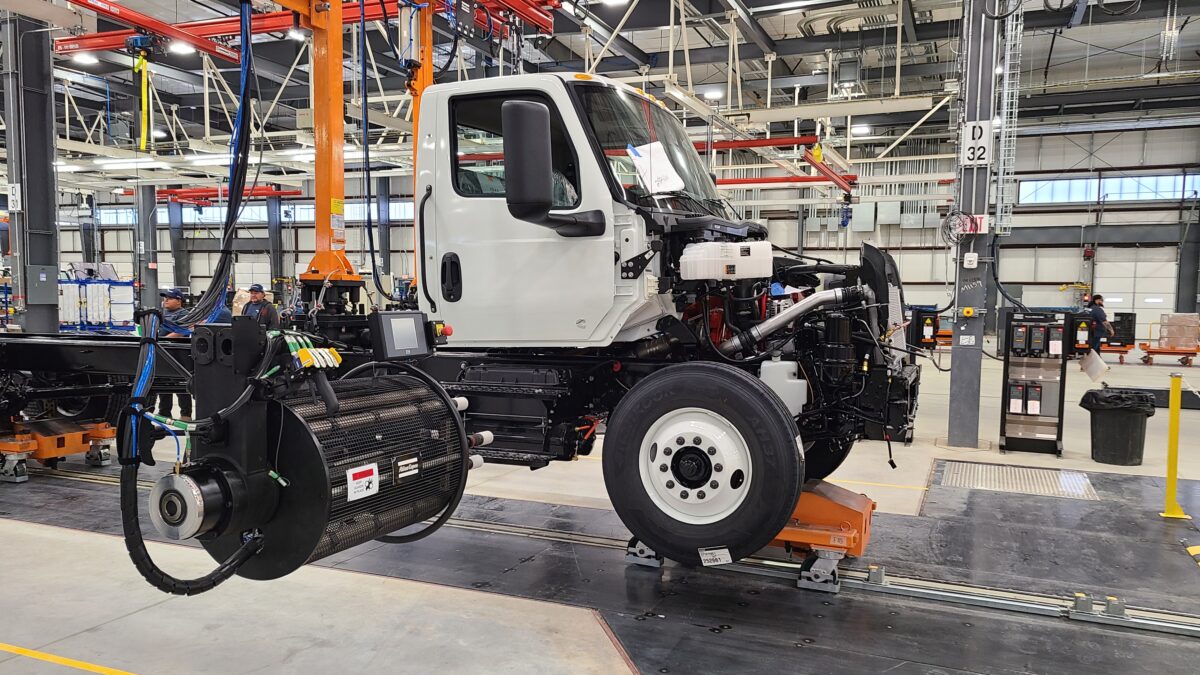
416;77;620;348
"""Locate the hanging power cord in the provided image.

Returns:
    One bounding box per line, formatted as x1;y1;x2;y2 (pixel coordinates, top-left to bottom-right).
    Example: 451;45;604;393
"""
119;0;261;596
357;0;404;304
1098;0;1142;15
983;0;1024;20
434;5;461;80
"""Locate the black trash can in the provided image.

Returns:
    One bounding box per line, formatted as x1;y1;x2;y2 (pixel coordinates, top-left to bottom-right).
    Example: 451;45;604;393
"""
1079;388;1157;465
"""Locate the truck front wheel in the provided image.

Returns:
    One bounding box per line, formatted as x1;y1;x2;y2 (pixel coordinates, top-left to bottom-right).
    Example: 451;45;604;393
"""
602;362;803;565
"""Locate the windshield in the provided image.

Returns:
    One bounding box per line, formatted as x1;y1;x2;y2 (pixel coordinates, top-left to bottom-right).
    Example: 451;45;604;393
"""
571;83;734;219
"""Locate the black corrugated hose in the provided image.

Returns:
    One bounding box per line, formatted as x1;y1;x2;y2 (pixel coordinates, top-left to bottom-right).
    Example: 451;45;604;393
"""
119;0;264;596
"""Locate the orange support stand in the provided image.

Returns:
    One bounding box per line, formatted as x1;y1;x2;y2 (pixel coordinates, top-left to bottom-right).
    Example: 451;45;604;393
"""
0;421;117;483
770;480;876;592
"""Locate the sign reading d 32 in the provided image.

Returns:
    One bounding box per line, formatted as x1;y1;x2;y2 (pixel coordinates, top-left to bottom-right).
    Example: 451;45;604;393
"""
959;120;993;167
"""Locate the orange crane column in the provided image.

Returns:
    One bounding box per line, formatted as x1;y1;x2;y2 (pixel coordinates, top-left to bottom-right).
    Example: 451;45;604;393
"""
301;0;356;283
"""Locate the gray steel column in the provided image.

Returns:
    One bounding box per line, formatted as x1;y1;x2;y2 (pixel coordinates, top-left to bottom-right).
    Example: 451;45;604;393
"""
1178;205;1200;313
947;0;999;448
134;185;159;306
375;176;391;275
1;14;59;332
167;201;189;288
80;194;99;263
266;193;284;297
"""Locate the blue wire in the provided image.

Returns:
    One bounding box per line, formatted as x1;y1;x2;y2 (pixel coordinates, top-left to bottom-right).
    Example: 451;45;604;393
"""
143;413;182;463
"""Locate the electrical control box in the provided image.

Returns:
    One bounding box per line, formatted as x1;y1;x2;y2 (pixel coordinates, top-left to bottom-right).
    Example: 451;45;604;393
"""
368;311;437;361
907;306;940;350
1026;383;1042;416
1028;325;1046;356
1000;313;1067;456
1011;324;1028;356
1048;326;1064;356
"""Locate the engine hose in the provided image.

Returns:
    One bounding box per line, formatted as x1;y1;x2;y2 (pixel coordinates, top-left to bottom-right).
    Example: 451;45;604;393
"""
417;186;437;313
120;463;263;595
339;361;469;544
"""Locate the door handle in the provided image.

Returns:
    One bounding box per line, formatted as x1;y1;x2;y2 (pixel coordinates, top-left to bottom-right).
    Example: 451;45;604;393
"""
441;253;462;302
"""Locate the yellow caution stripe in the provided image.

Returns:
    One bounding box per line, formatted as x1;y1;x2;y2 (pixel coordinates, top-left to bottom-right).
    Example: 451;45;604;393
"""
1187;544;1200;568
0;642;136;675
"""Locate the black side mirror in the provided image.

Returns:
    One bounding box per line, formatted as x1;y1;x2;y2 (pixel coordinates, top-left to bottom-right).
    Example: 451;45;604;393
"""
502;100;553;222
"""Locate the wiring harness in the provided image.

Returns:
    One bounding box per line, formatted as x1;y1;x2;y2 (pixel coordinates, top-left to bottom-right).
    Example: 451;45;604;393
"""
119;0;262;596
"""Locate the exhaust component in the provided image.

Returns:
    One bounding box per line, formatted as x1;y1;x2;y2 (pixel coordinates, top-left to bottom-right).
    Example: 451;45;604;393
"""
718;286;871;355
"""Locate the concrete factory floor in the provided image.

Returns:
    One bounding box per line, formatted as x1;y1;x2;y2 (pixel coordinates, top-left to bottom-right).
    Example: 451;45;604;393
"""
3;344;1199;674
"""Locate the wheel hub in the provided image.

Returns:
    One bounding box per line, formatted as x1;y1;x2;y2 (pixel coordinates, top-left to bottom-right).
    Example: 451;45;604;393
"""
638;408;753;525
671;447;711;488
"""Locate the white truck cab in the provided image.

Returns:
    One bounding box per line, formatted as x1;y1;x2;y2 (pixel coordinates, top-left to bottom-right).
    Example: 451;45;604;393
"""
415;73;715;347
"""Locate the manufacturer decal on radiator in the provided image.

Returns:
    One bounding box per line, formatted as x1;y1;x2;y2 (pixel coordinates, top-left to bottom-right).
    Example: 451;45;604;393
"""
393;454;420;484
346;463;379;502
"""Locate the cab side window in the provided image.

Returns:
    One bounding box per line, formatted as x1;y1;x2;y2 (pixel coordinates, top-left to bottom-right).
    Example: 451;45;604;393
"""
451;93;581;208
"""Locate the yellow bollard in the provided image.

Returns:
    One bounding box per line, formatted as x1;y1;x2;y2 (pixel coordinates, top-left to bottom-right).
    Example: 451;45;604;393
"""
1160;372;1192;520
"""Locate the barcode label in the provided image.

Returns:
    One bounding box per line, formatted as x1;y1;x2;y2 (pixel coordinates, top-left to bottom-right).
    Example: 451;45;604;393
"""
698;547;733;566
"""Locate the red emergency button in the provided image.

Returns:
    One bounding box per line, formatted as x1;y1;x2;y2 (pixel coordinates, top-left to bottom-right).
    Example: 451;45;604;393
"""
436;323;453;337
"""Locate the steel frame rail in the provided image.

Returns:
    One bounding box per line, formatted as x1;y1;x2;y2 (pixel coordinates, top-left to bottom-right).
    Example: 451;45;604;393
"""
61;0;240;63
54;0;548;56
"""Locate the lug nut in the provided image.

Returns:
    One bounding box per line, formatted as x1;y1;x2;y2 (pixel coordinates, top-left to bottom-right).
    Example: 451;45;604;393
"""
693;436;701;445
659;464;668;472
707;447;716;456
664;448;673;456
710;480;719;489
676;436;685;445
714;463;723;472
666;480;675;489
697;491;706;499
679;490;689;499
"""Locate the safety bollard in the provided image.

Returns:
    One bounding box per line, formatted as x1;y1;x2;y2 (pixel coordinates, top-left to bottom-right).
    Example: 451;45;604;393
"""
1160;372;1192;520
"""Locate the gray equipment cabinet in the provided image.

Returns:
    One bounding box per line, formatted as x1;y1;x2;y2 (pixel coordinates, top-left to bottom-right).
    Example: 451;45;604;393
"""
999;312;1068;456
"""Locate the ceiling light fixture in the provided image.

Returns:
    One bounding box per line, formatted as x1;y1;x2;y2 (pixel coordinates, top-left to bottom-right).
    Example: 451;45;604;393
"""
72;52;100;65
850;124;871;137
703;89;723;101
168;41;196;55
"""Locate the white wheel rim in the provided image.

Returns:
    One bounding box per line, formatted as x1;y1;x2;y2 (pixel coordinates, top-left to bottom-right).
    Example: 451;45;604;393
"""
637;407;752;525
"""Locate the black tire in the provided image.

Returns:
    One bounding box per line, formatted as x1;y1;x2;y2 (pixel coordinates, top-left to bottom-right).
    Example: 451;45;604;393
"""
602;362;803;565
802;437;854;481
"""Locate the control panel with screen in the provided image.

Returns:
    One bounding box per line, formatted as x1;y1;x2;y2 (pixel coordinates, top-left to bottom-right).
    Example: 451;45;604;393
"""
368;311;433;360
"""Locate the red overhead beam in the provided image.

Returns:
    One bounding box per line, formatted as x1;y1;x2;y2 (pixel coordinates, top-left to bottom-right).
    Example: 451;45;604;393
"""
694;136;819;152
802;148;855;194
55;0;549;56
64;0;240;63
119;187;302;200
717;175;859;186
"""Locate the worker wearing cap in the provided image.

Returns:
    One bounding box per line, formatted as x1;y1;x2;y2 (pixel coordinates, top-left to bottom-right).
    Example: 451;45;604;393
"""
157;289;192;420
242;283;280;330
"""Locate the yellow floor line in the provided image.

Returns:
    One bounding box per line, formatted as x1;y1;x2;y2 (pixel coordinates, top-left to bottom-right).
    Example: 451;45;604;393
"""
828;479;929;491
0;643;135;675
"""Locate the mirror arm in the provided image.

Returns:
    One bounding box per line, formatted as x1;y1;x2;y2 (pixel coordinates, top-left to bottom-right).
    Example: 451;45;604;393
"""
537;210;606;237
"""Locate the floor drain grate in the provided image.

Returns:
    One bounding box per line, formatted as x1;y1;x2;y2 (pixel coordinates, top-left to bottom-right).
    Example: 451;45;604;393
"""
939;461;1100;500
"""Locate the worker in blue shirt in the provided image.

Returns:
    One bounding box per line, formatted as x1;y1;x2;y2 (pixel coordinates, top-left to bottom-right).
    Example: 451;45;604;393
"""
243;283;280;330
1087;294;1114;354
156;289;192;419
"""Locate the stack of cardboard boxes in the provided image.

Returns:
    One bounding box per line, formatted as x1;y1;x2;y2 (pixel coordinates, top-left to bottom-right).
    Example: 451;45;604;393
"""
1159;313;1200;351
